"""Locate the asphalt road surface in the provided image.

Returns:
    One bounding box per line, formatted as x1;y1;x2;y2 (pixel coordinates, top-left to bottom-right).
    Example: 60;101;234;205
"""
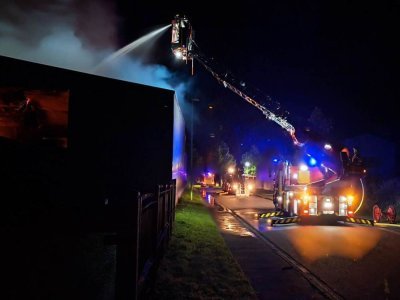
215;191;400;300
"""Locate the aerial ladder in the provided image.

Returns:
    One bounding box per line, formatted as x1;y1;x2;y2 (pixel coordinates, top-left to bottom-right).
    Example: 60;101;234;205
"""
171;15;375;226
171;14;303;147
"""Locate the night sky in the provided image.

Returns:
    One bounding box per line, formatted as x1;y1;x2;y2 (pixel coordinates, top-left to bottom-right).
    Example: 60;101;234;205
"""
1;0;399;162
119;1;400;156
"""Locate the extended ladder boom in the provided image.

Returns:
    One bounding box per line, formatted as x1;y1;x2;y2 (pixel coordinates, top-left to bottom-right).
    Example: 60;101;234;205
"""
171;14;303;146
194;54;302;146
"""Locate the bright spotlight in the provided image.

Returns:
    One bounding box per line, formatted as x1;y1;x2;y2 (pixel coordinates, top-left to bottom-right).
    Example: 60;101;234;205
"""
300;164;308;171
174;50;182;59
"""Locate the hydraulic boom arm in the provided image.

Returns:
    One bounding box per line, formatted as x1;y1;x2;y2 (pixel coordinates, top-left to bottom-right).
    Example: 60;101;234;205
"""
171;14;303;146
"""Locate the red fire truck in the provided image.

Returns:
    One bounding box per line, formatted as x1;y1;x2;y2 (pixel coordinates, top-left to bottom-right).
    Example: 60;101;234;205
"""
265;147;373;226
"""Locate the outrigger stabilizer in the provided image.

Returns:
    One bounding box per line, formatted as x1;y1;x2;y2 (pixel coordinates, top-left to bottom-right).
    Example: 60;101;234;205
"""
257;211;374;227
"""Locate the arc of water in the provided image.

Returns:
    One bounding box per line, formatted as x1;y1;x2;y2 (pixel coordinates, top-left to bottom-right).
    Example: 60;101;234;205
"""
92;24;171;74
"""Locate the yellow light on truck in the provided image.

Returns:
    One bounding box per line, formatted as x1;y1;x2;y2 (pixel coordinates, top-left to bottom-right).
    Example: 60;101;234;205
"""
347;195;354;206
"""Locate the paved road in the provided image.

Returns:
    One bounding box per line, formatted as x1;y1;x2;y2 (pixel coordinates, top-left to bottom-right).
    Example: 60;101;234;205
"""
210;191;327;299
213;190;400;300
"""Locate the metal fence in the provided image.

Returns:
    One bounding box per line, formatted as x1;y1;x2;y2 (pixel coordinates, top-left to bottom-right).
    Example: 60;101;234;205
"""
107;180;176;300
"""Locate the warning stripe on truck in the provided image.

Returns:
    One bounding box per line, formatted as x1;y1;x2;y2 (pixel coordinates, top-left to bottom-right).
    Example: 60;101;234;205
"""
258;211;285;218
271;216;301;225
344;217;374;226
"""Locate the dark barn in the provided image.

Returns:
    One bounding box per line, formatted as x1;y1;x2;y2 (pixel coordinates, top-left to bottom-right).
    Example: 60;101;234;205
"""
0;55;186;299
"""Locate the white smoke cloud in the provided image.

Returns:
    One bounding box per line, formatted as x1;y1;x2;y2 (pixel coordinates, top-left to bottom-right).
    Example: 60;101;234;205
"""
0;25;108;71
95;54;192;105
0;0;115;71
0;0;192;107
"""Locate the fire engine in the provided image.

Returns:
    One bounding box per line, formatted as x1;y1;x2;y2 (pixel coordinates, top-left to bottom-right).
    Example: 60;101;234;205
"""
170;15;374;225
222;168;256;196
267;146;373;225
201;172;215;187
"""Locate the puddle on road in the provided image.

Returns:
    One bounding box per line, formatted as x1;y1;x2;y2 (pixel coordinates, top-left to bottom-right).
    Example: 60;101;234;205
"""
201;189;216;207
202;191;255;237
205;193;215;206
205;191;384;264
217;214;255;237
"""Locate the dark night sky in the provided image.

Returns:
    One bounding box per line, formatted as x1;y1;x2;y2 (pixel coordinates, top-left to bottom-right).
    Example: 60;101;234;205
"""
116;1;400;157
1;0;399;161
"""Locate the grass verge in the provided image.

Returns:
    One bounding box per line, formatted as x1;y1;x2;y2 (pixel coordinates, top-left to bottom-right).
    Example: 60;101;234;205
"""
149;188;258;299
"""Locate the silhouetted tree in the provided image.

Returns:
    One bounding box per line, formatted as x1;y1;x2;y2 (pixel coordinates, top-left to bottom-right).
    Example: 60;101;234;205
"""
217;141;236;176
307;107;333;138
241;145;261;176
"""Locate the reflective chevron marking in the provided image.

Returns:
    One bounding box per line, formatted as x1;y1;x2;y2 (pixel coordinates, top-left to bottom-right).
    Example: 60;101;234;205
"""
345;217;374;226
271;217;300;225
258;211;285;218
